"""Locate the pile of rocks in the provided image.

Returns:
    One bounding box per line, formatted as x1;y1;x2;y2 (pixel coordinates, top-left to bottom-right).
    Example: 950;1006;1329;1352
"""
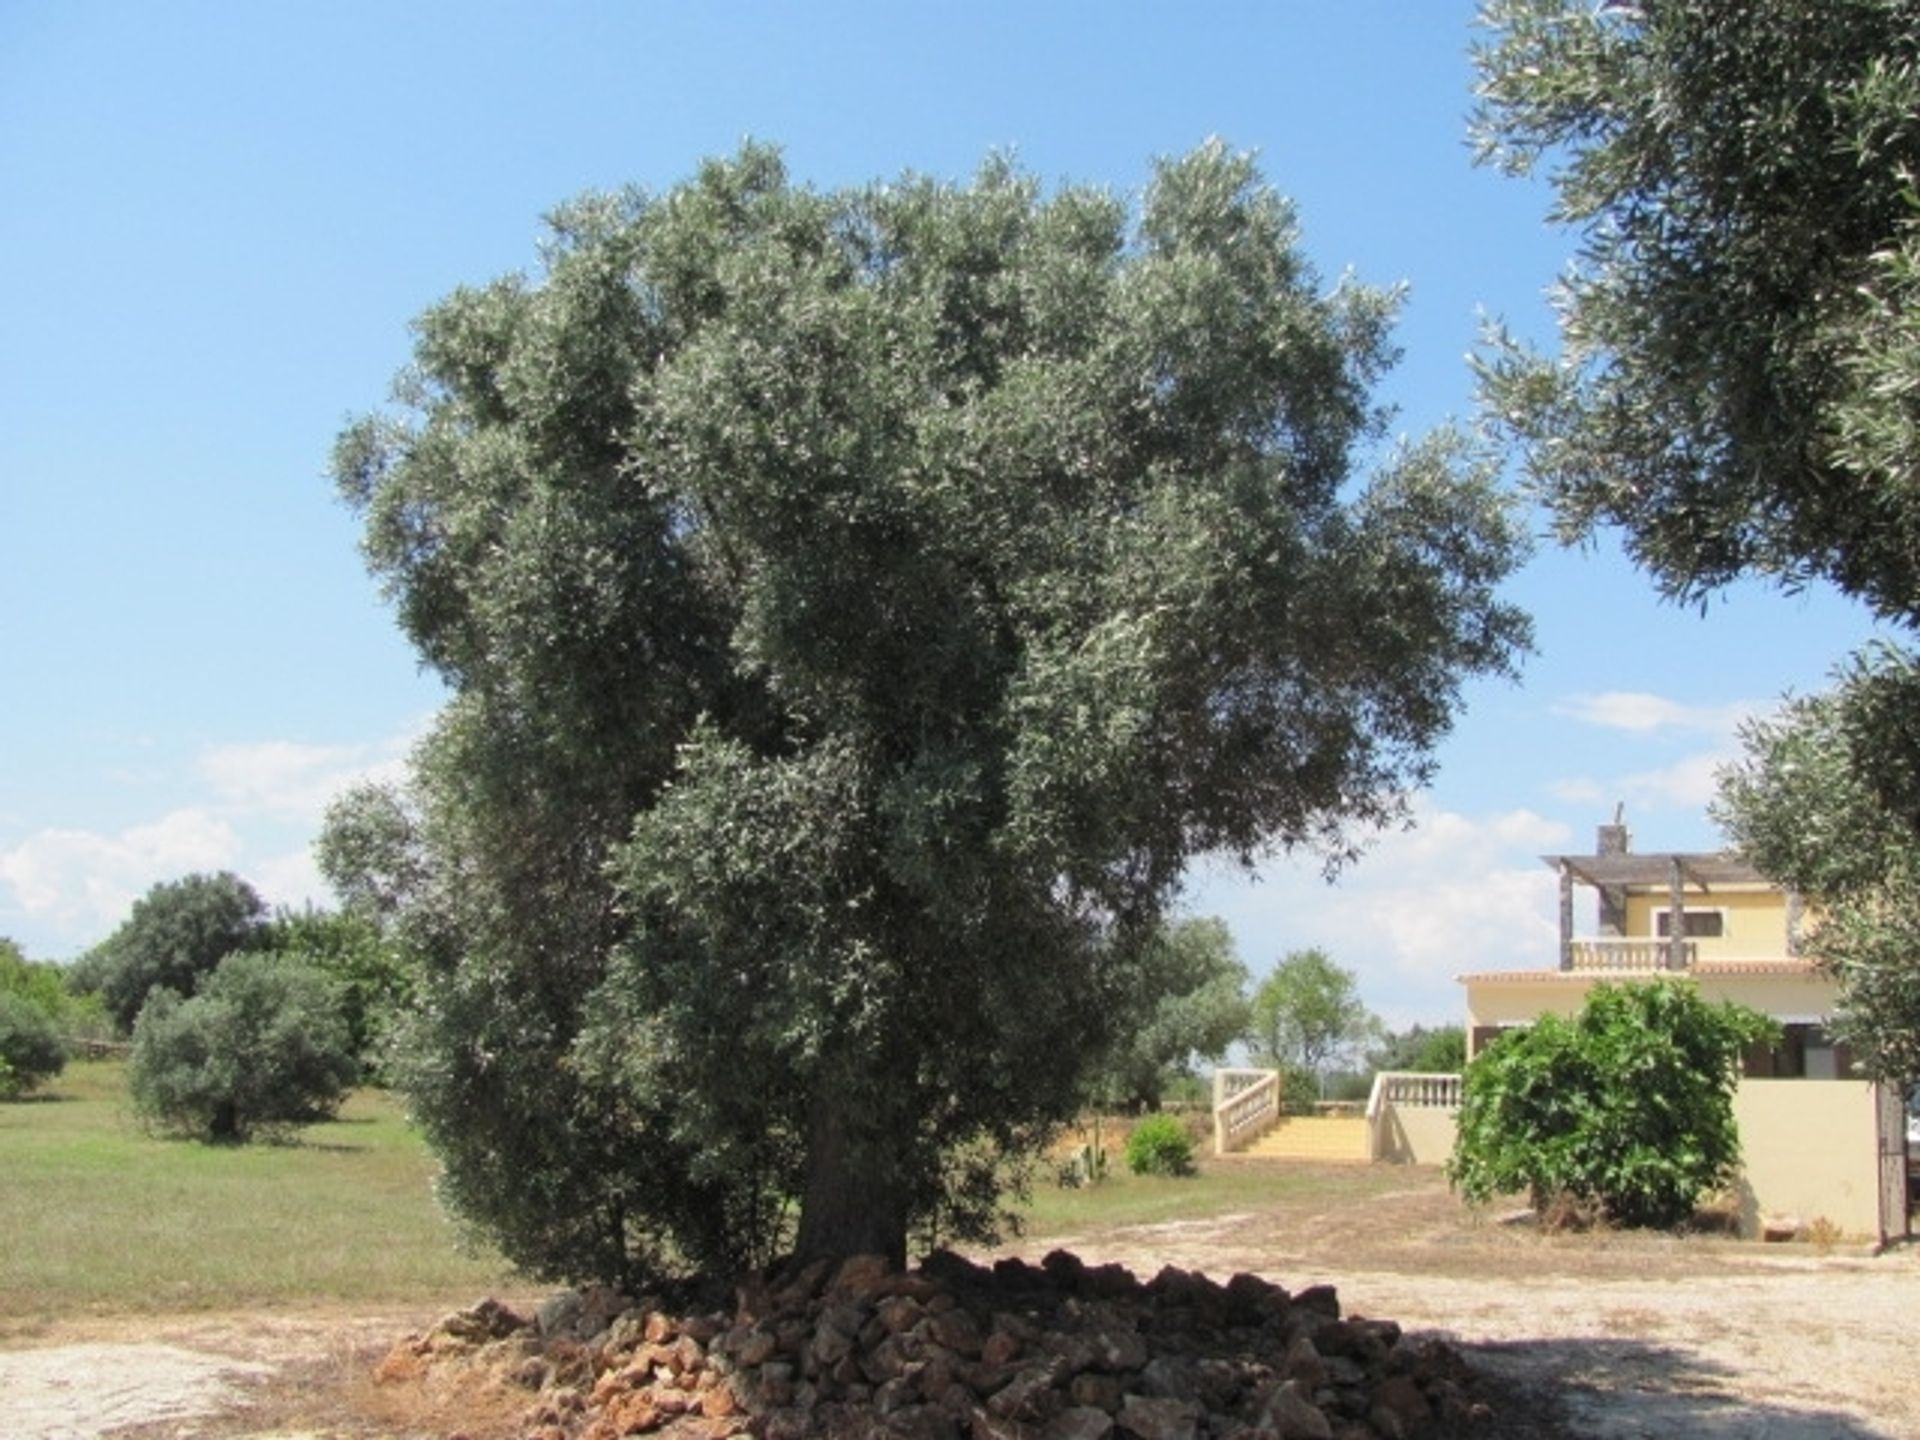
377;1250;1497;1440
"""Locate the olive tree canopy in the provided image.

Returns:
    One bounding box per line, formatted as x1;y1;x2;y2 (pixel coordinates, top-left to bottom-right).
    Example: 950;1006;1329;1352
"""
329;141;1528;1280
1474;0;1920;614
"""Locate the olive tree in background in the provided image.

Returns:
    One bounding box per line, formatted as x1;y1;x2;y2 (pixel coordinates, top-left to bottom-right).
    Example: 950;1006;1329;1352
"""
127;951;358;1143
327;141;1529;1282
1092;916;1251;1114
89;872;267;1033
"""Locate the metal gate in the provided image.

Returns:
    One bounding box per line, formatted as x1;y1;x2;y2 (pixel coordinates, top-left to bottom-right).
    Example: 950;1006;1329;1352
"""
1875;1082;1911;1249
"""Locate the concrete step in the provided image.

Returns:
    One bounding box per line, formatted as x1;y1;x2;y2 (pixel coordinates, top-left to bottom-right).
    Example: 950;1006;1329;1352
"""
1232;1116;1369;1162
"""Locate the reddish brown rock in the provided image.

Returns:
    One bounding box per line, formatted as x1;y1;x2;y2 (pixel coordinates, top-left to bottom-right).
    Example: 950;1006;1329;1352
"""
1366;1373;1430;1440
1115;1393;1202;1440
1257;1380;1333;1440
371;1338;430;1385
602;1387;662;1434
981;1328;1022;1367
832;1253;897;1300
1045;1404;1116;1440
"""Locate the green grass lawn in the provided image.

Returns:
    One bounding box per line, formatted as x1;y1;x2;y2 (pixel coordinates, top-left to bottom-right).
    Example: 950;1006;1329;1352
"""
1;1068;1423;1324
0;1060;515;1320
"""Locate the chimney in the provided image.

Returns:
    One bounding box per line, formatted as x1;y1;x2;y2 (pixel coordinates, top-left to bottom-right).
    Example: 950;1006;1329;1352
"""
1597;802;1630;856
1596;804;1628;935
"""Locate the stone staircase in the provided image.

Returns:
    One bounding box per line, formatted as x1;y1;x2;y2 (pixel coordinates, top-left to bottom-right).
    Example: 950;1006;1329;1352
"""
1227;1113;1370;1163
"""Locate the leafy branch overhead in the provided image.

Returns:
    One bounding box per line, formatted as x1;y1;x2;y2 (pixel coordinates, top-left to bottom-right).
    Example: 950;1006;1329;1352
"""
1474;0;1920;616
329;141;1530;1280
1475;0;1920;1083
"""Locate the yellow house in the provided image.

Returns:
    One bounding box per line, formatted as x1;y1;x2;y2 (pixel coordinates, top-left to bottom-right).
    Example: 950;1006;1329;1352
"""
1441;819;1910;1243
1461;816;1845;1075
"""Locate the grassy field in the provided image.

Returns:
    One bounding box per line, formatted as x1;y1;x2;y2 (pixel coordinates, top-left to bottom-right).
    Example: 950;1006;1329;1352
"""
0;1060;515;1322
1;1070;1427;1325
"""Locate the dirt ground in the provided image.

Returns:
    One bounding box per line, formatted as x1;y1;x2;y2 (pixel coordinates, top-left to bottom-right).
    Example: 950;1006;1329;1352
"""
3;1163;1915;1440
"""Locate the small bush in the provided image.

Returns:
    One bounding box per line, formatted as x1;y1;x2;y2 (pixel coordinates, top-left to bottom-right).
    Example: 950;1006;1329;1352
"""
1124;1113;1197;1177
129;952;357;1142
0;990;68;1097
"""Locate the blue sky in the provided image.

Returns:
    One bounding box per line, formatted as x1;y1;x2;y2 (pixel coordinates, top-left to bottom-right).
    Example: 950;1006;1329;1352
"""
0;3;1888;1027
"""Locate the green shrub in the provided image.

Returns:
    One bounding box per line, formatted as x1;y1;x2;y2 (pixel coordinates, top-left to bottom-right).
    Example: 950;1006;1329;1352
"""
0;990;68;1097
1276;1061;1321;1114
128;952;357;1142
96;872;268;1033
1124;1113;1197;1177
253;907;414;1080
1448;980;1776;1228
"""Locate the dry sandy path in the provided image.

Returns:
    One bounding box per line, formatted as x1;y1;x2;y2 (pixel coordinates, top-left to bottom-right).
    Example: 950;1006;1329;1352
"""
0;1342;270;1440
1017;1204;1920;1440
4;1172;1917;1439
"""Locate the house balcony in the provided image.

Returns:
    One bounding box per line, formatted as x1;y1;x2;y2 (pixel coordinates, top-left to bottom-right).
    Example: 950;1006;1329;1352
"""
1565;937;1696;972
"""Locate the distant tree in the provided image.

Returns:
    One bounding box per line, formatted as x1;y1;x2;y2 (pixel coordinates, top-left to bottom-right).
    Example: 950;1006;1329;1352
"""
0;991;66;1098
1450;981;1775;1228
330;141;1529;1281
254;907;413;1078
1;937;111;1044
316;785;430;933
1247;948;1381;1098
1715;663;1920;1082
95;873;267;1032
127;951;357;1142
1094;917;1251;1112
0;937;66;1018
62;942;118;1000
1369;1023;1466;1075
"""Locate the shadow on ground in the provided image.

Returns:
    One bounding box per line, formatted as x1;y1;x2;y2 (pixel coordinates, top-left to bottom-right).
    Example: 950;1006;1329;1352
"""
1461;1335;1893;1439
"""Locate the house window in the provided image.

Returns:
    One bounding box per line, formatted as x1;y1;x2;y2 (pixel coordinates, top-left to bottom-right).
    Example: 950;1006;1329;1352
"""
1656;908;1725;938
1744;1024;1853;1079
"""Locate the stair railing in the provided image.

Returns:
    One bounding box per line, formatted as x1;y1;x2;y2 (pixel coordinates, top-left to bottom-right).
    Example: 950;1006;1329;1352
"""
1365;1070;1462;1121
1212;1067;1281;1155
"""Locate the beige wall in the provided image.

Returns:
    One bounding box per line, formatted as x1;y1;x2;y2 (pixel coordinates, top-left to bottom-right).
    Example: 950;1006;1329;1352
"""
1369;1080;1887;1237
1466;977;1592;1035
1465;970;1839;1043
1732;1079;1885;1239
1621;884;1788;959
1372;1104;1457;1166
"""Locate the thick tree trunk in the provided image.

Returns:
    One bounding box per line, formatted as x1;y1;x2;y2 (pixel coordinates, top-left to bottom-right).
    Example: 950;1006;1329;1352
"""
792;1091;909;1268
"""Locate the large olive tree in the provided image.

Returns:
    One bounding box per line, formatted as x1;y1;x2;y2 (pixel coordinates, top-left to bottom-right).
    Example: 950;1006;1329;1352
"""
329;142;1527;1281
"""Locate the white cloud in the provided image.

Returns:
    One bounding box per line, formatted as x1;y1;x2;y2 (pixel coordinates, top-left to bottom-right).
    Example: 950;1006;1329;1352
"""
1184;802;1569;1030
0;720;428;956
1550;749;1739;823
248;845;332;916
0;809;239;948
1613;751;1730;813
1554;691;1762;737
196;734;413;822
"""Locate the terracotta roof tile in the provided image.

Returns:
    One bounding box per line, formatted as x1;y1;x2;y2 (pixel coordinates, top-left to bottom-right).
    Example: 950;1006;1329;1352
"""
1457;957;1823;984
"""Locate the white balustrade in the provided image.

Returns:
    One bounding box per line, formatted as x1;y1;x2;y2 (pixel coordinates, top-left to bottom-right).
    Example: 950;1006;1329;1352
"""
1211;1068;1281;1155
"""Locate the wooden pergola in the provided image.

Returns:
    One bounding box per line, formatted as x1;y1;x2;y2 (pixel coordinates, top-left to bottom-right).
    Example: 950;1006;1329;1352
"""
1540;849;1792;971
